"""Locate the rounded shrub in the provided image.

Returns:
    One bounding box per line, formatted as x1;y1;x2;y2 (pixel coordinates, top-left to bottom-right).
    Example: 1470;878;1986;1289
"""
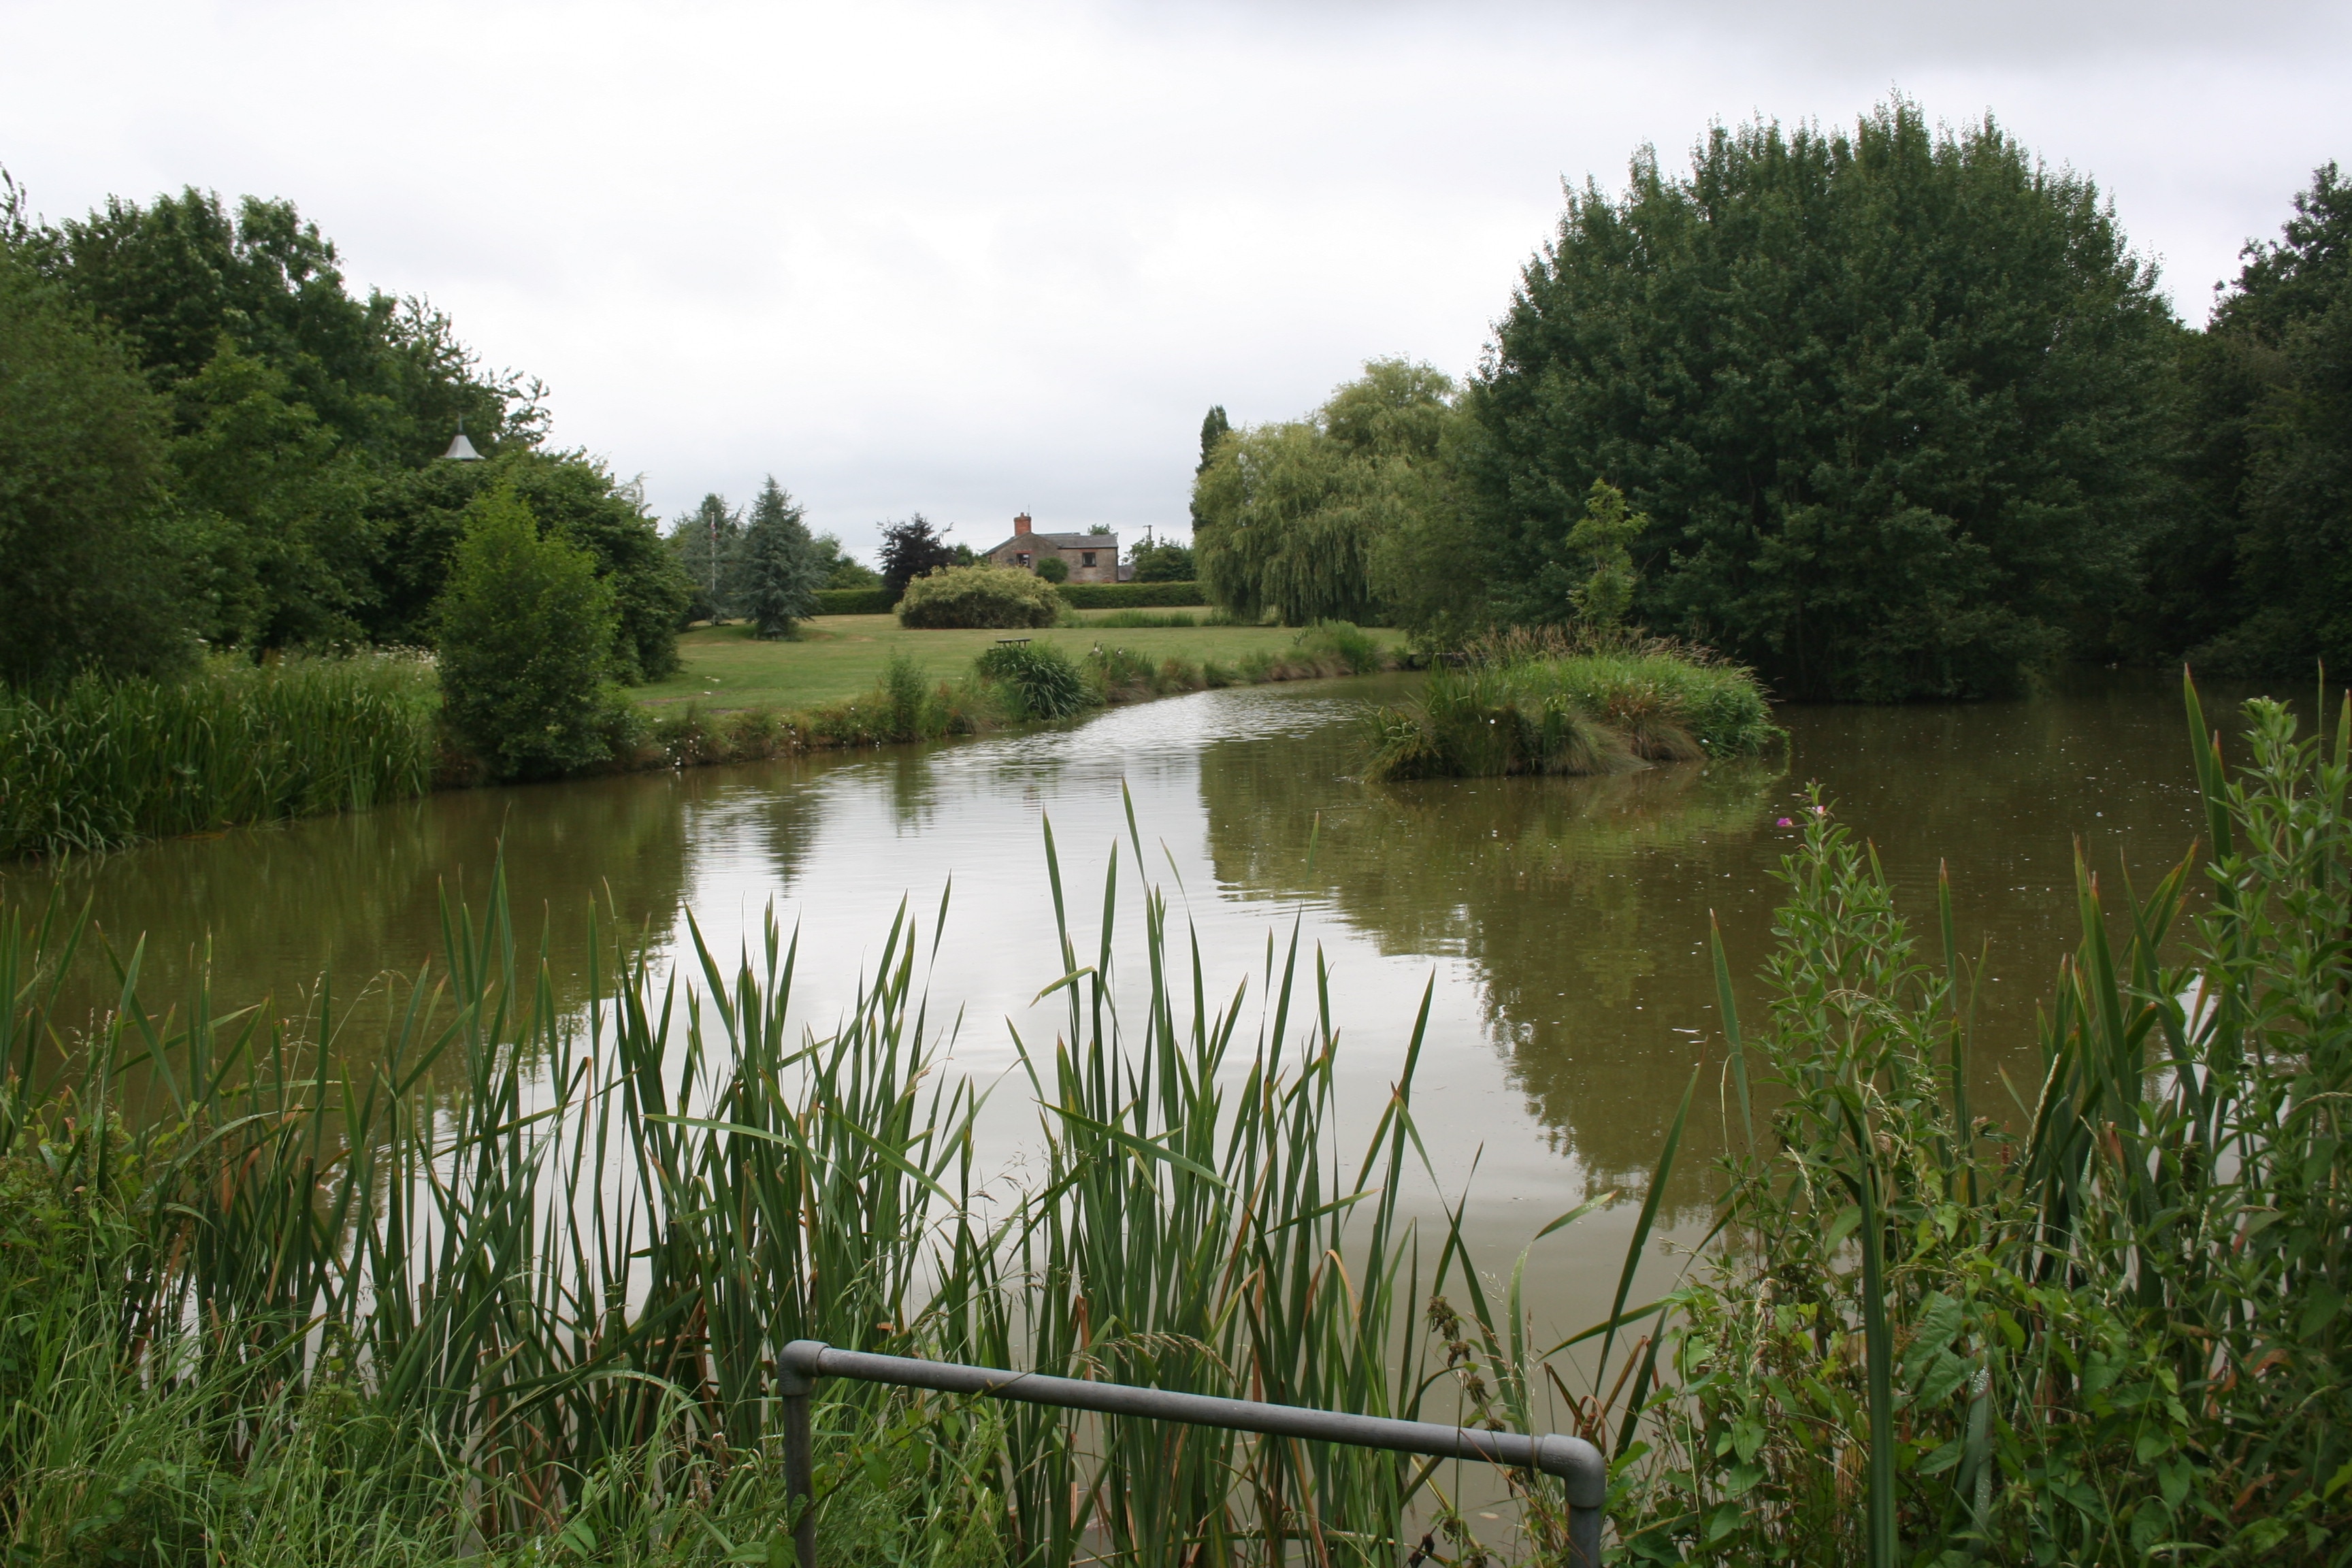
1032;555;1069;584
896;564;1062;629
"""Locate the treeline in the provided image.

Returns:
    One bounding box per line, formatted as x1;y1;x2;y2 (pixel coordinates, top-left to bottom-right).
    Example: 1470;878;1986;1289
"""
0;178;691;688
1193;101;2351;701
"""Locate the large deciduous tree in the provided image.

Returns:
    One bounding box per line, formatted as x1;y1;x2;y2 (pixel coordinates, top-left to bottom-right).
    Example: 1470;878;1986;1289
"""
0;254;197;685
1469;99;2177;700
359;450;690;680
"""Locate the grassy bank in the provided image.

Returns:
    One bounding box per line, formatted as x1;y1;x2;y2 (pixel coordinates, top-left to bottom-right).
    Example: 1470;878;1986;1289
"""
630;620;1390;770
636;613;1395;714
1365;632;1780;781
0;654;440;860
0;623;1390;862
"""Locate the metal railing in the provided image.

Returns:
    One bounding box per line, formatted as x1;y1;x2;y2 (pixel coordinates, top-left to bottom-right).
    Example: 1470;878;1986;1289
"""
777;1339;1605;1567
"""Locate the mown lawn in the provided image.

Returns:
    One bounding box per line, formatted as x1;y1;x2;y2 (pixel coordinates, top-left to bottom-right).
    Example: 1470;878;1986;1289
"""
636;613;1399;712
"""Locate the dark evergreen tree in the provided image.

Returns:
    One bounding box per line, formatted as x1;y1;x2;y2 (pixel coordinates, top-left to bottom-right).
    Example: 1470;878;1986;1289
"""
736;477;823;639
1469;99;2177;700
2144;164;2352;677
877;513;958;601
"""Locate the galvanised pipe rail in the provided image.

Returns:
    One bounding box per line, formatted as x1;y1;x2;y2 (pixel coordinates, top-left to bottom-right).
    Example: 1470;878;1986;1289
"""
777;1339;1605;1567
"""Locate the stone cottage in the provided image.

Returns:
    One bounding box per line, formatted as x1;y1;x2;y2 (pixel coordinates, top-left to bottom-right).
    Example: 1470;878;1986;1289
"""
980;514;1128;583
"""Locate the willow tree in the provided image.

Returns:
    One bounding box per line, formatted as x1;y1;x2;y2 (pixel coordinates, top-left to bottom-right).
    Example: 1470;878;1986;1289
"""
1193;359;1472;628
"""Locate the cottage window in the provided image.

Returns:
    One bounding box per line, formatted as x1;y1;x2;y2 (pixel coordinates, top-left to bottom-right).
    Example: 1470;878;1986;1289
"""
1081;551;1096;568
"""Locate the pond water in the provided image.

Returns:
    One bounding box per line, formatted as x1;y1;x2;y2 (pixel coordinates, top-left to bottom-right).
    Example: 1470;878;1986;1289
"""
1;668;2242;1338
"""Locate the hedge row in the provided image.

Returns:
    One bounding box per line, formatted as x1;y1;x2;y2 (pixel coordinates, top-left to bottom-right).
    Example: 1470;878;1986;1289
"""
812;581;1207;616
1054;581;1205;608
812;587;895;615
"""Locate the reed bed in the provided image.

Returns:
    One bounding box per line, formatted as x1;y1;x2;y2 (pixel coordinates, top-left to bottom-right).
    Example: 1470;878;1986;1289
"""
1365;631;1778;783
0;798;1587;1567
0;653;441;860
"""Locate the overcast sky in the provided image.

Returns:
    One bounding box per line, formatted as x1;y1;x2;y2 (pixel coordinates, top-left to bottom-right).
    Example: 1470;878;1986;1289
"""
4;1;2346;559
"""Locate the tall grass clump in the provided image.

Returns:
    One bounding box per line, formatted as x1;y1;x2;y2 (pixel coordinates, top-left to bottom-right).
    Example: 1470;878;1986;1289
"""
974;640;1089;720
0;653;440;859
1365;632;1776;782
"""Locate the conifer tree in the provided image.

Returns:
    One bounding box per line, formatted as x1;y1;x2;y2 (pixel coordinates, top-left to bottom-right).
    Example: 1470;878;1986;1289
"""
736;476;821;639
668;493;742;622
1565;480;1646;629
1189;405;1230;530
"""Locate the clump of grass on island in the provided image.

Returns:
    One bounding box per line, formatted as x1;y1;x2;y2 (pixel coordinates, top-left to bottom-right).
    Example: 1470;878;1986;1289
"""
0;652;440;858
1365;626;1779;782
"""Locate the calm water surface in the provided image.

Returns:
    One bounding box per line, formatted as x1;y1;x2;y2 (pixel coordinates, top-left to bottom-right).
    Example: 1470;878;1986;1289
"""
1;668;2242;1335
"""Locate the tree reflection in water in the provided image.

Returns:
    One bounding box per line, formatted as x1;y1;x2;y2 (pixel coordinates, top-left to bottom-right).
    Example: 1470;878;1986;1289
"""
1200;725;1784;1207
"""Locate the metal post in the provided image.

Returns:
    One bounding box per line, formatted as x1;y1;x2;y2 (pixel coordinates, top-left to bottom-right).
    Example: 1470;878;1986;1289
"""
776;1354;817;1568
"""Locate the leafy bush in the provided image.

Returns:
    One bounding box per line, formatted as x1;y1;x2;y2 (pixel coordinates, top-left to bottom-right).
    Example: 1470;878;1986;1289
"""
1128;538;1196;582
433;485;622;781
1032;554;1068;584
0;653;439;858
1054;581;1206;608
896;565;1062;630
813;587;894;615
973;640;1088;719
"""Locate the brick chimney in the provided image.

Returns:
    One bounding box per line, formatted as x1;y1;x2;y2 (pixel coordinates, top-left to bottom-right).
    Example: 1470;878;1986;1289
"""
1013;512;1032;535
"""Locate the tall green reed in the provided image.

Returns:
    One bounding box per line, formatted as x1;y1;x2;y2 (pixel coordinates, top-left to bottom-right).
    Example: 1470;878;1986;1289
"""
0;653;440;859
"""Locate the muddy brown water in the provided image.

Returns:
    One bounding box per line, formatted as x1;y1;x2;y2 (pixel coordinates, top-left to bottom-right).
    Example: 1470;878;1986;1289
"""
1;668;2253;1340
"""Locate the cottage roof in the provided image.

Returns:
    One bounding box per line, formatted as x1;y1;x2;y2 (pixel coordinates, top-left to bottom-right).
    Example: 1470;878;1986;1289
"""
982;531;1116;555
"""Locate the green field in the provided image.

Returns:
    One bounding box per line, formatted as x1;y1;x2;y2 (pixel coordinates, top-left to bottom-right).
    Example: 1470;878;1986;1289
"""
636;613;1397;712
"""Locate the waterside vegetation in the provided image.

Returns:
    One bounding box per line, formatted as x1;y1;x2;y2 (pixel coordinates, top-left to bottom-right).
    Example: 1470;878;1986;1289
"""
1365;631;1780;782
0;653;438;860
1;680;2342;1564
0;621;1394;860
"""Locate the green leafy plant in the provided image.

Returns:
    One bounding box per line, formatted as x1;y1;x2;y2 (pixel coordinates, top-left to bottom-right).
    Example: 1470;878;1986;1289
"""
432;484;622;780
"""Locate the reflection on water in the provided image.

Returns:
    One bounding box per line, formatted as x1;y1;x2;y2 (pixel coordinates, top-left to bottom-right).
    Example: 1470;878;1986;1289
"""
0;668;2246;1326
